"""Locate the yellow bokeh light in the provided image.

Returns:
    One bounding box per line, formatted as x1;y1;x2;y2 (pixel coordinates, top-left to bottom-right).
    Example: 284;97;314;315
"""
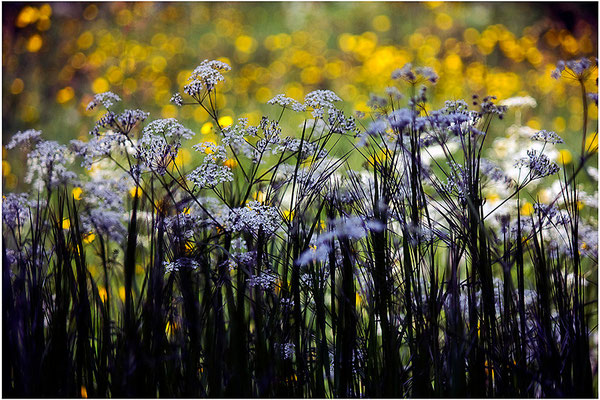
201;122;214;135
83;4;98;20
463;28;480;44
520;202;533;216
27;34;43;52
3;161;11;177
77;31;94;50
558;149;572;165
56;87;75;104
161;105;178;118
372;15;391;32
16;6;39;28
218;116;233;128
435;13;453;30
92;77;109;93
175;148;191;167
10;78;24;95
235;35;256;53
255;87;272;103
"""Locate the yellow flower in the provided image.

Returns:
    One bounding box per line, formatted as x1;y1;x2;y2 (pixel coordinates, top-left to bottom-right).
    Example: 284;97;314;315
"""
62;218;71;230
165;321;178;337
129;186;141;198
98;287;108;303
83;232;95;243
282;209;295;221
223;158;238;169
520;202;534;216
72;186;83;200
81;386;88;399
558;149;572;165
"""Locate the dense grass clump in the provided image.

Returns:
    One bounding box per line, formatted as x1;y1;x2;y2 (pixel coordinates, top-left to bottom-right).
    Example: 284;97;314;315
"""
3;58;598;398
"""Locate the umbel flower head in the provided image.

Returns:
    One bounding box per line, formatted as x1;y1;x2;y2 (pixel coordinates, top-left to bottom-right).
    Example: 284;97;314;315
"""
551;57;597;80
184;59;231;96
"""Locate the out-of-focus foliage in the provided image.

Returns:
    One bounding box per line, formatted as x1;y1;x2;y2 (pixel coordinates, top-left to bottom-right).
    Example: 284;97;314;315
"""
2;2;598;190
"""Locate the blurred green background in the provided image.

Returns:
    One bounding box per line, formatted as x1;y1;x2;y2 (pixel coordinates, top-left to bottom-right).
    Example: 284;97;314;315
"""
2;2;598;191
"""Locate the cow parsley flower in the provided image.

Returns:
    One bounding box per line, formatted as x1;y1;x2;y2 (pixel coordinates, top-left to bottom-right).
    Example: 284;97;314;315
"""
230;201;281;235
6;129;42;150
26;140;76;190
296;216;384;266
499;96;537;109
87;91;121;110
2;193;31;229
170;92;183;106
185;59;231;95
531;130;564;144
247;271;278;290
164;257;200;274
274;342;295;360
552;57;596;80
136;133;179;176
143;118;195;140
304;90;342;118
268;94;306;112
187;161;234;188
515;149;560;179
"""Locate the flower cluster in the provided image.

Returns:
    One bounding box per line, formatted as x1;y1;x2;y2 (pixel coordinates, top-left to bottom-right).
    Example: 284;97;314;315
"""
184;59;231;96
2;193;31;229
551;57;596;79
247;271;278;290
268;94;306;112
531;130;564;144
6;129;42;150
297;216;384;266
303;89;342;118
230;201;281;235
164;257;200;274
515;149;560;179
86;91;121;110
26;139;76;190
391;63;438;84
188;142;233;188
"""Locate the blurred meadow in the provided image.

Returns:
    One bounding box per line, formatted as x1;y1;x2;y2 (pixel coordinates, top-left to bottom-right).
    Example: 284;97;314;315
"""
2;2;598;190
2;3;599;398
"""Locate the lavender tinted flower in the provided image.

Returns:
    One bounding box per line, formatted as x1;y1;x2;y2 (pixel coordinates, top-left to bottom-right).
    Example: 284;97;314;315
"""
515;149;560;179
367;120;388;136
26;140;76;189
552;57;595;80
531;130;564;144
2;193;31;229
247;271;278;290
6;129;42;150
87;91;121;110
385;86;403;100
392;63;416;82
230;201;281;235
274;342;295;360
388;108;414;131
415;66;439;83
